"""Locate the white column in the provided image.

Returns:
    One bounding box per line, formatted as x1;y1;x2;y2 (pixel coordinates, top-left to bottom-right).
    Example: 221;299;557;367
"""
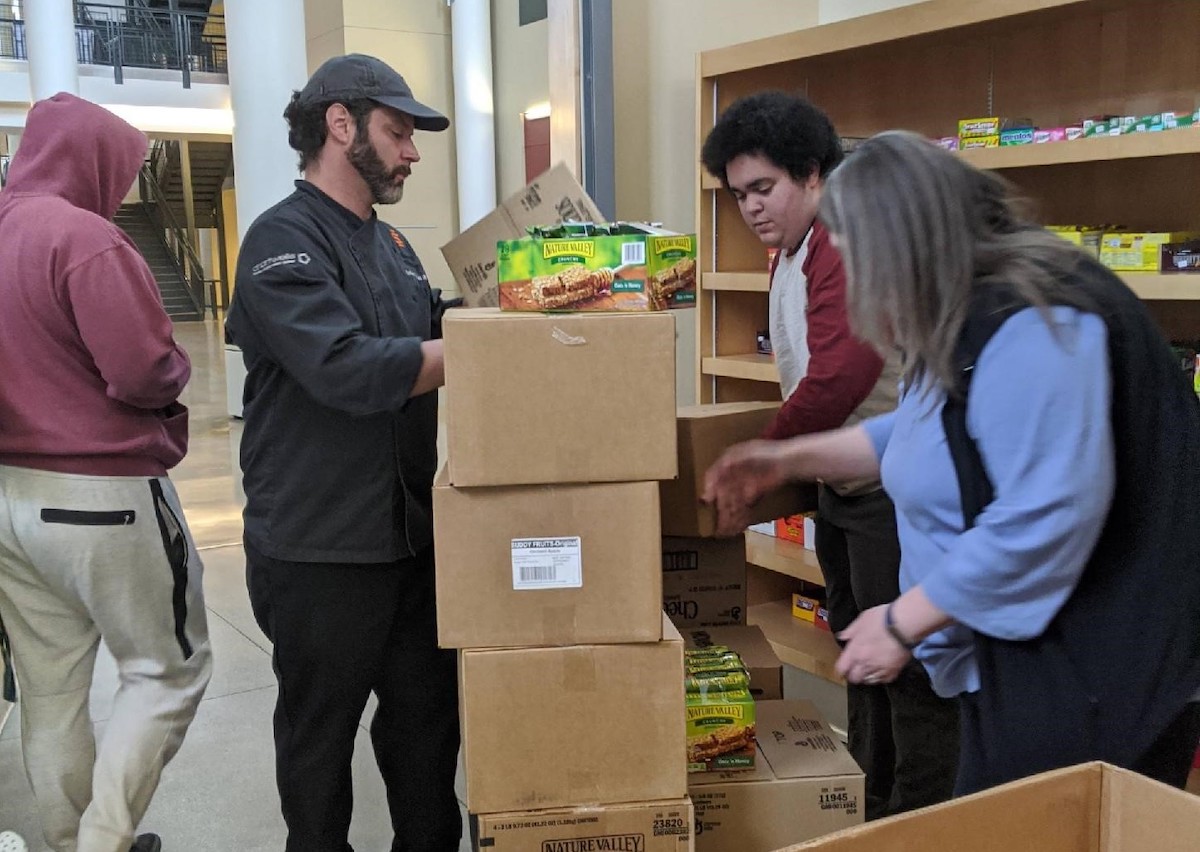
450;0;497;230
24;0;78;100
224;0;308;240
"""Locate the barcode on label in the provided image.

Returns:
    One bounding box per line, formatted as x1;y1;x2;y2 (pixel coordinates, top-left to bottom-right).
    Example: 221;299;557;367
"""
520;564;557;583
622;242;646;266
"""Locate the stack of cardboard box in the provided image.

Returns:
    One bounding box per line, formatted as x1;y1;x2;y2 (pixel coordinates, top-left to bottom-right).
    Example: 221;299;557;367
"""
436;307;693;851
656;404;866;852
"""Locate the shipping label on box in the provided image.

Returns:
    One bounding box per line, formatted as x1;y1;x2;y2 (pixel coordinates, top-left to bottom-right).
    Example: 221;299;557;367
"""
497;225;696;312
443;308;677;487
472;798;695;852
460;615;687;813
434;471;663;648
663;536;747;628
441;163;604;307
689;700;864;852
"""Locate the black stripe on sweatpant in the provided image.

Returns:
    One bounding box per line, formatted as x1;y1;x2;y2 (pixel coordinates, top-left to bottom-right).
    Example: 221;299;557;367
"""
149;479;194;660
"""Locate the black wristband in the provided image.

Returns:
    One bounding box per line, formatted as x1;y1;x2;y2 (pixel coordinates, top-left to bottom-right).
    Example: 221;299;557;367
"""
885;602;918;651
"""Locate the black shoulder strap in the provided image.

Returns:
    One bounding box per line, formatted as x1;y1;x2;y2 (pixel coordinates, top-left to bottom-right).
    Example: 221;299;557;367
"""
941;296;1027;530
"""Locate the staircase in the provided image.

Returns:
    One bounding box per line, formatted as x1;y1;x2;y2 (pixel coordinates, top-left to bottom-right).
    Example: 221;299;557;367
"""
154;141;233;228
113;203;203;321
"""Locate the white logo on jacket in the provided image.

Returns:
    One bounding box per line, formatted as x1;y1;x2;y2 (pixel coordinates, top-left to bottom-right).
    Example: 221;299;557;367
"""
252;252;309;275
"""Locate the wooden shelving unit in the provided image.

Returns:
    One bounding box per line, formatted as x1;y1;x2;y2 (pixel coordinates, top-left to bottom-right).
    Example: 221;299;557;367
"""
1122;273;1200;301
703;272;770;292
958;130;1200;171
698;0;1200;684
746;530;823;586
701;353;777;383
748;599;844;686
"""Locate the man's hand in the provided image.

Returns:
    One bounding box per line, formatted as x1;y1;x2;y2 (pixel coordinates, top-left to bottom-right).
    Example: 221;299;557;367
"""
701;439;788;537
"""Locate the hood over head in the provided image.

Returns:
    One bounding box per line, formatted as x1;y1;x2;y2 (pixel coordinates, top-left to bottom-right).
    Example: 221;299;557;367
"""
4;92;148;219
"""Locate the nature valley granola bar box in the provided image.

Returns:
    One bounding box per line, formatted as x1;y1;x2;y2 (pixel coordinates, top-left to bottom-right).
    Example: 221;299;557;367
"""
687;686;757;773
686;646;756;774
498;222;696;312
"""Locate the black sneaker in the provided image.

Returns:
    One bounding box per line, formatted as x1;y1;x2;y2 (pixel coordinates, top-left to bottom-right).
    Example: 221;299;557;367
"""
130;834;162;852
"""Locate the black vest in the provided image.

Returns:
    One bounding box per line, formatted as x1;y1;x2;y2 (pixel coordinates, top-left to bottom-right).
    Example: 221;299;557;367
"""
942;256;1200;789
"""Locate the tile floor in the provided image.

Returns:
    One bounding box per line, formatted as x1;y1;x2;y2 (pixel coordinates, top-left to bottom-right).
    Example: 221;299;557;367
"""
0;320;472;851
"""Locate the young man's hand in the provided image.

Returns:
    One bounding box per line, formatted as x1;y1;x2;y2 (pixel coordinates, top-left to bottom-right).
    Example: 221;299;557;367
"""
702;440;788;536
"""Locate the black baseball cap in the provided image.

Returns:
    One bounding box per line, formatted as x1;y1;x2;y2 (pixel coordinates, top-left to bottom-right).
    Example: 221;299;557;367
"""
297;53;450;132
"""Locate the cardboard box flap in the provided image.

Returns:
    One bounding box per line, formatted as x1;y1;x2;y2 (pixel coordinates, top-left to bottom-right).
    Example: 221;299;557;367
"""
676;402;781;420
1101;763;1200;852
687;743;775;787
777;763;1106;852
756;700;863;781
683;625;778;670
441;163;604;307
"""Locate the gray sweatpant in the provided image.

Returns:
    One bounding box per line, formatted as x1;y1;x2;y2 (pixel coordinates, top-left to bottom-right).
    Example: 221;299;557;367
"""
0;465;212;852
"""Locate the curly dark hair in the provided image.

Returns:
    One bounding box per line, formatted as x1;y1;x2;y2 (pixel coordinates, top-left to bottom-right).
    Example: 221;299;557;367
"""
700;91;843;188
283;93;376;171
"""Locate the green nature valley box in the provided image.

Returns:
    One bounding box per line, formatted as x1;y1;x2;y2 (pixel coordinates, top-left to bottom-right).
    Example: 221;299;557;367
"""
498;223;697;312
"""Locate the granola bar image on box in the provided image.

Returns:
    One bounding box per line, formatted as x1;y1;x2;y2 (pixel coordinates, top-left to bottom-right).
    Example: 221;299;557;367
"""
688;723;757;762
686;684;757;771
529;265;616;309
649;257;696;309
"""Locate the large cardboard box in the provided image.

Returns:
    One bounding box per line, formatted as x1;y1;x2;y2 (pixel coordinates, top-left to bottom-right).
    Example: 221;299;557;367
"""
441;163;604;307
433;471;663;648
662;536;747;629
443;308;677;487
460;614;687;813
682;624;783;701
498;223;697;312
471;798;695;852
689;700;864;852
660;403;817;538
778;762;1200;852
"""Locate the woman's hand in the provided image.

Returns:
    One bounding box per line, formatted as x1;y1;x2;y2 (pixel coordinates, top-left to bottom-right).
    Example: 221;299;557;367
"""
701;439;788;536
834;604;912;685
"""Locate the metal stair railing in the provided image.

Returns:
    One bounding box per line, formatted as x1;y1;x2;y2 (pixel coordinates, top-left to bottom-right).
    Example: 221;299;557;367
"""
75;1;226;88
138;163;208;319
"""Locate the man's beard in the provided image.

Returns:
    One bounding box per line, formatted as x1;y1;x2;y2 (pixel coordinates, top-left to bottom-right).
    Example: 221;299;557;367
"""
347;133;410;205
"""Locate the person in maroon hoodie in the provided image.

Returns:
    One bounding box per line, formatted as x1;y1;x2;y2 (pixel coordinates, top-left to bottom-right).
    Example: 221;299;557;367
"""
0;93;212;852
700;91;958;818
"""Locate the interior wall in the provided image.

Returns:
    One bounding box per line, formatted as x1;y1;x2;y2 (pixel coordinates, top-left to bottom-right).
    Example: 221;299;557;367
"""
818;0;923;24
492;0;550;200
611;0;820;405
303;0;459;293
611;0;927;403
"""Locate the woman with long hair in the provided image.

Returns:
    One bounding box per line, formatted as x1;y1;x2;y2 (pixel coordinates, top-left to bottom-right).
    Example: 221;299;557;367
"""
704;131;1200;794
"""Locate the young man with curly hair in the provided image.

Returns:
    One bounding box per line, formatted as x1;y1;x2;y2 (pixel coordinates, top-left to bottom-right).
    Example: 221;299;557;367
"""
700;91;959;818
